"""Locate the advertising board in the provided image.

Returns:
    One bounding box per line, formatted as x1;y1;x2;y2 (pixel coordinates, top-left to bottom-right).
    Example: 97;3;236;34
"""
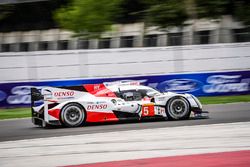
0;70;249;107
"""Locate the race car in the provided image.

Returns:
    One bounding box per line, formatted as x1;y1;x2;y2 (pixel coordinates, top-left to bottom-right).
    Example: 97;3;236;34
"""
31;81;208;127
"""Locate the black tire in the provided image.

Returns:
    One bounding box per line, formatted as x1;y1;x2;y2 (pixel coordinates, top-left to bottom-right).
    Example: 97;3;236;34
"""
166;97;191;120
60;103;86;127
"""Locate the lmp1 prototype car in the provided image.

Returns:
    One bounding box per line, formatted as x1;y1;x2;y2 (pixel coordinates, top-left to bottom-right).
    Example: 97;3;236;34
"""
31;81;208;127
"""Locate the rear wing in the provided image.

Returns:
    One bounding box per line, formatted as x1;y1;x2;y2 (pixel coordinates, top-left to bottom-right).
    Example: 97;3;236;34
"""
31;87;44;107
31;85;91;106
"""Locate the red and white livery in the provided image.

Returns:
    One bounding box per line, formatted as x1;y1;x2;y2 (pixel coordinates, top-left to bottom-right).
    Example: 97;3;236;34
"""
31;81;207;127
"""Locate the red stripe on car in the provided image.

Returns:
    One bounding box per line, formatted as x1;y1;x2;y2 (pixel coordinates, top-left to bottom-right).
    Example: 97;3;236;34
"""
83;84;117;97
86;111;118;122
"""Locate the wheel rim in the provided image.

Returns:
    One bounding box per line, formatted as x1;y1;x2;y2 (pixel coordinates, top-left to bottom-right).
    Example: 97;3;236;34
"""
63;105;84;126
168;98;189;119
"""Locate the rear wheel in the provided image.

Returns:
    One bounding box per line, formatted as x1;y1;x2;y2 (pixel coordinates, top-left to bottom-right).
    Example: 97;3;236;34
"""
60;103;86;127
166;97;191;120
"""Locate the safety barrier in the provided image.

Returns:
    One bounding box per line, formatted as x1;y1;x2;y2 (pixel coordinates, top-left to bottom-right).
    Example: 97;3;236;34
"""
0;70;249;107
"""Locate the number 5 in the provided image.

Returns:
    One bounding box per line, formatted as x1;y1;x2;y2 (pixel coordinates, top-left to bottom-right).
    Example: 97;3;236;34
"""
144;106;149;115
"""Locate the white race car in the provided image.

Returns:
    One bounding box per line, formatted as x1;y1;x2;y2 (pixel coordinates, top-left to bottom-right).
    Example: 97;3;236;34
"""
31;81;208;127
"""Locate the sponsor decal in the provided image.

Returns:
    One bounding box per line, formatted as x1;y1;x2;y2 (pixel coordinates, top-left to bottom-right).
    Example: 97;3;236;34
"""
87;104;108;110
158;79;202;93
203;75;249;93
54;91;74;97
154;106;165;115
94;85;101;91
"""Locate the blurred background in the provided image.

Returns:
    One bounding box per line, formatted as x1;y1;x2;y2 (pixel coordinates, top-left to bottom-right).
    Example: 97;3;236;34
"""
0;0;250;108
0;0;250;51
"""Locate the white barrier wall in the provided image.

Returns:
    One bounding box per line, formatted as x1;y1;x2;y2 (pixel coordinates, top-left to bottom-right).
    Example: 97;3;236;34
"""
0;43;250;82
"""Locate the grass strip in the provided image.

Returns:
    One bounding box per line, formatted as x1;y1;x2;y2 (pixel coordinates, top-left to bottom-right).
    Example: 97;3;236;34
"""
0;108;31;120
198;94;250;105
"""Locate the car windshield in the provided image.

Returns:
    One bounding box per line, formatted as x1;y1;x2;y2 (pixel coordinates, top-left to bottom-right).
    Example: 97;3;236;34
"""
145;87;160;97
115;85;161;101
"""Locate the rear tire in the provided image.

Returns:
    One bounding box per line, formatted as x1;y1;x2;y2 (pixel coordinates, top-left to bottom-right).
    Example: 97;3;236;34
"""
60;103;86;127
166;97;191;120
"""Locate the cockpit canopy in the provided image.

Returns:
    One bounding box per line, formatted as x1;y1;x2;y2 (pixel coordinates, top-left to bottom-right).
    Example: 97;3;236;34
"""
110;85;160;101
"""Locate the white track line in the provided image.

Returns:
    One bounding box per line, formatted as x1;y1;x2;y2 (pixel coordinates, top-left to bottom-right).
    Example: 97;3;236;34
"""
1;122;250;167
0;117;30;122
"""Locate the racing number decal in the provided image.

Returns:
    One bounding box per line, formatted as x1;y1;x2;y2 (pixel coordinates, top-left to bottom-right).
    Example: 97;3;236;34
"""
142;104;155;117
144;107;149;116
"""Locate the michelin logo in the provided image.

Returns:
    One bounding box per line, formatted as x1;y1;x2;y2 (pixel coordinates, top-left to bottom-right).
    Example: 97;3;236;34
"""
203;75;249;93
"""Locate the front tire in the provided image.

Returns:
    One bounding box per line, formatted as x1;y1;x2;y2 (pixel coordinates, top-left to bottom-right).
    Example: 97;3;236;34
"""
60;103;86;127
166;97;191;120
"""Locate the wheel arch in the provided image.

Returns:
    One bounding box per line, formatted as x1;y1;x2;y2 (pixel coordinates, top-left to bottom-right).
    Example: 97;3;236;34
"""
165;95;191;120
165;95;191;109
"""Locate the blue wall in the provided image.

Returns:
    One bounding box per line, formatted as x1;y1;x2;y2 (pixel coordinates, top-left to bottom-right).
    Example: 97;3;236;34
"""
0;70;250;107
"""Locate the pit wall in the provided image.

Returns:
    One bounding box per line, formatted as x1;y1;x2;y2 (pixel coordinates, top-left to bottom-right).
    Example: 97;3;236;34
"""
0;70;249;107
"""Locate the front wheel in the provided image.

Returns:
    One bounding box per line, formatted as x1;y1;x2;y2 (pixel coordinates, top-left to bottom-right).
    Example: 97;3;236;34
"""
166;97;191;120
60;103;86;127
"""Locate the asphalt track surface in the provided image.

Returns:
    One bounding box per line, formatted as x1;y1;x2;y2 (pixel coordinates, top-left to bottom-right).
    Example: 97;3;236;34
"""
0;103;250;142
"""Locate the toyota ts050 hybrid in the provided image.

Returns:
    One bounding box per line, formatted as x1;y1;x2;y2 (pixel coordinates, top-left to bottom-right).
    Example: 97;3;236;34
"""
31;81;208;127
